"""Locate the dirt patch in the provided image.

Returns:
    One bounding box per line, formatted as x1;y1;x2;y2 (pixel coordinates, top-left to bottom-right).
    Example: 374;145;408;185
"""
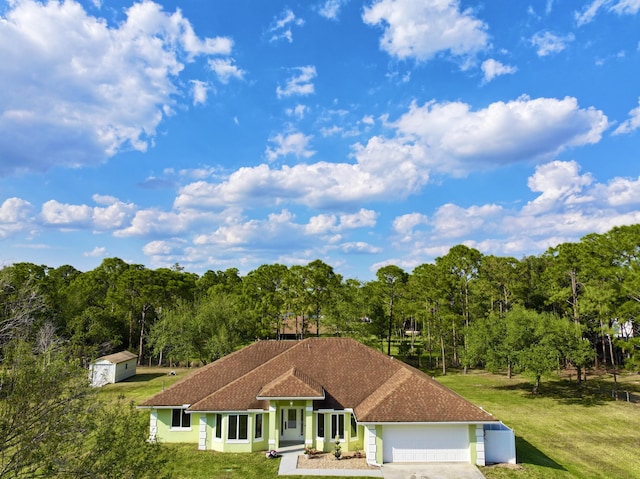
297;453;380;470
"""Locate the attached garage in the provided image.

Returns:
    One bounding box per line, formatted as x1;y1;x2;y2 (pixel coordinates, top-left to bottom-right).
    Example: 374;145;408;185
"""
382;424;471;463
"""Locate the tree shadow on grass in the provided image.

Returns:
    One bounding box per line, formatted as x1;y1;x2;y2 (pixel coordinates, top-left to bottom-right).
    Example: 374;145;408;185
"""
497;379;613;407
121;373;166;382
516;436;566;471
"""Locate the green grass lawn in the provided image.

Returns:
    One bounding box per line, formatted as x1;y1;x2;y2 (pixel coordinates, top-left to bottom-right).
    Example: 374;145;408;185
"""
99;366;640;479
436;370;640;479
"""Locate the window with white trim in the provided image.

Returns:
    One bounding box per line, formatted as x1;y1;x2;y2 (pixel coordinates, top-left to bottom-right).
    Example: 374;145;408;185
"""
171;408;191;429
215;414;222;439
255;413;263;440
317;413;325;438
330;413;344;440
228;414;248;440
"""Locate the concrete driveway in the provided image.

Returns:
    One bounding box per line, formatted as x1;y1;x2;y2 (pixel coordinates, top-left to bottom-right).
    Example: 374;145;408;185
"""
382;463;485;479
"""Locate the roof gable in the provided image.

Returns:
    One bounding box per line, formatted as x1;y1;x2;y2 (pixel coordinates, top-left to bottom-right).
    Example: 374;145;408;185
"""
257;368;324;399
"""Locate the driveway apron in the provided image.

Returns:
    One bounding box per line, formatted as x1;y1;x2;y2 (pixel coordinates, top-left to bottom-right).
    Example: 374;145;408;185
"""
381;463;486;479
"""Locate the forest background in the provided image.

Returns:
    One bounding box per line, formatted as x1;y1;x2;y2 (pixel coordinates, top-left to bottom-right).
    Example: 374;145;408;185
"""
2;223;640;477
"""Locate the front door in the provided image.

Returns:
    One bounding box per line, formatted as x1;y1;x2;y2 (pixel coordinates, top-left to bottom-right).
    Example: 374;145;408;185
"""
280;407;304;442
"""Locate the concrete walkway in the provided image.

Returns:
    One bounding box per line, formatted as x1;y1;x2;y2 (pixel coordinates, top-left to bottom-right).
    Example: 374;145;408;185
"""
277;445;485;478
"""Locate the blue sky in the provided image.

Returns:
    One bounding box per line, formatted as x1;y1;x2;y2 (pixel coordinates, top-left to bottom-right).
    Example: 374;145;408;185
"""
1;0;640;280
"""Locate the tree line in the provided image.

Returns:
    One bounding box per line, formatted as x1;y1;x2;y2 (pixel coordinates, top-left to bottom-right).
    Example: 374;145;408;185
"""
1;224;639;383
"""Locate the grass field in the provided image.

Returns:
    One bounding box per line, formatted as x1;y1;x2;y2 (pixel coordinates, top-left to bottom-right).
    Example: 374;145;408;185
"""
438;370;640;479
99;366;640;479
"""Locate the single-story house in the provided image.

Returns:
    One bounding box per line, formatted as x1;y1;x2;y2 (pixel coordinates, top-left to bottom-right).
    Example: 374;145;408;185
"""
89;350;137;387
139;338;515;466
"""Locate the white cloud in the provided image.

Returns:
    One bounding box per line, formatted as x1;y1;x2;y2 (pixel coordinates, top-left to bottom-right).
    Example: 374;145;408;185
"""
522;160;594;215
41;200;93;227
208;58;245;83
530;31;575;56
0;197;34;239
193;210;301;248
175;95;607;211
269;9;304;43
41;196;135;230
362;0;489;62
84;246;107;258
393;213;429;235
190;80;209;105
143;240;175;256
592;176;640;206
318;0;350;20
391;96;607;174
340;242;382;254
576;0;640;25
613;98;640;135
286;104;309;119
265;131;315;161
481;59;517;83
339;209;378;229
433;203;503;238
0;0;238;176
277;66;317;98
306;214;338;234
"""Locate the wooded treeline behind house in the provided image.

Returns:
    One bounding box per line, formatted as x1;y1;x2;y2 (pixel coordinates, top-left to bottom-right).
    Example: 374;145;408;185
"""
2;224;640;384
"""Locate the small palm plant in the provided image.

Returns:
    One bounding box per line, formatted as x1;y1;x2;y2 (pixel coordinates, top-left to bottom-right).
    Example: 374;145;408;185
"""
333;435;342;460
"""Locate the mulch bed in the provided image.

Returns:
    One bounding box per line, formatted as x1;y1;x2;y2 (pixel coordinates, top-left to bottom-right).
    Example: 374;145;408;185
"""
297;453;380;470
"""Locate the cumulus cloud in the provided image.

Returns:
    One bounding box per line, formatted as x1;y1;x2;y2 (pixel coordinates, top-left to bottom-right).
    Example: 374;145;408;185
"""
522;160;594;215
265;131;315;162
391;96;608;174
481;59;517;83
530;31;575;56
277;66;317;98
175;95;607;211
613;98;640;135
208;58;245;83
0;197;34;239
0;0;239;176
393;213;429;236
362;0;489;62
41;196;135;230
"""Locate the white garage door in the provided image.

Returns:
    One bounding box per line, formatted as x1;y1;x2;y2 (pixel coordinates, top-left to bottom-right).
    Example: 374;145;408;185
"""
382;425;470;463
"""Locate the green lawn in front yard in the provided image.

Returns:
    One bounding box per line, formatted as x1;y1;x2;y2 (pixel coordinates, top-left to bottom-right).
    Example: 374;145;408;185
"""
98;365;640;479
436;370;640;479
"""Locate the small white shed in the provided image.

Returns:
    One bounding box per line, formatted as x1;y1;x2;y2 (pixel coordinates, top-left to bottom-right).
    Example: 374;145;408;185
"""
89;351;138;387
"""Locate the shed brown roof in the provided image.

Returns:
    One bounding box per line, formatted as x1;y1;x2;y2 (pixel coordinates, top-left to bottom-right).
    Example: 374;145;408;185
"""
94;350;137;364
140;338;496;424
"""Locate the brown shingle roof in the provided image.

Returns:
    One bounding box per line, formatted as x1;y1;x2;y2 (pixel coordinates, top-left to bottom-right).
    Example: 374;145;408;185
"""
141;338;496;424
94;350;137;364
257;368;325;399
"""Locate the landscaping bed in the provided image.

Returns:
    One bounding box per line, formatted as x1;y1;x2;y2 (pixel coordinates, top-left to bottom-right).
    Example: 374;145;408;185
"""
297;453;380;471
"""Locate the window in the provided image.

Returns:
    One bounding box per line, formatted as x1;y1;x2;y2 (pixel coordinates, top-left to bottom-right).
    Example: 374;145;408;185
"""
330;413;344;439
215;414;222;439
255;413;263;440
228;414;248;440
351;415;357;437
171;408;191;429
317;413;325;438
